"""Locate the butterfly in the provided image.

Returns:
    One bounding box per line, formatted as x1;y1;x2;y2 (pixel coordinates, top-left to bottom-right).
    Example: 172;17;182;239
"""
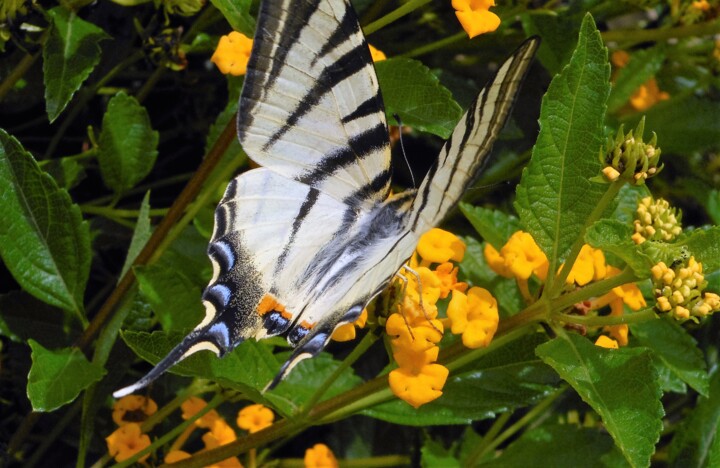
114;0;538;398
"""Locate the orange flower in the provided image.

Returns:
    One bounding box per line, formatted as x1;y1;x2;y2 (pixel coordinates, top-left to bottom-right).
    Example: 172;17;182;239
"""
484;231;548;281
565;245;606;286
237;404;274;433
331;308;368;342
304;443;339;468
105;423;151;462
368;44;387;62
202;419;237;449
388;364;449;408
112;395;157;426
452;0;501;39
386;312;443;353
165;450;192;463
181;396;220;428
595;335;619;349
629;78;669;111
211;31;253;76
416;228;466;264
447;287;499;349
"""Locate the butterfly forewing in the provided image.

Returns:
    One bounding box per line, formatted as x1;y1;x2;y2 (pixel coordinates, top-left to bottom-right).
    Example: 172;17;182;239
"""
238;0;391;208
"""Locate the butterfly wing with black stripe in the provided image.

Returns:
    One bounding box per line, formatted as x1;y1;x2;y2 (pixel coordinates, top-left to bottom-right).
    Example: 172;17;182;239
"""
238;0;391;208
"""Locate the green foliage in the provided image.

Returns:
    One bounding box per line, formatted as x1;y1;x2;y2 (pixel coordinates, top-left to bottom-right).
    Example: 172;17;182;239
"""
98;92;159;195
1;0;719;465
27;339;106;412
43;7;109;122
375;58;462;138
515;14;611;280
0;130;90;320
537;333;663;467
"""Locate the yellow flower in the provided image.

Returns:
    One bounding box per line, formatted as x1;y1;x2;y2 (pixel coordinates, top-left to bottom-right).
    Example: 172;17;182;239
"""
165;450;192;463
484;231;549;281
452;0;501;38
416;228;466;264
105;423;151;462
434;262;464;299
397;294;439;323
388;363;449;408
405;266;443;306
304;443;339;468
692;0;710;10
368;44;386;62
237;404;274;434
392;344;440;368
629;78;669;111
211;32;253;76
595;335;619;349
112;395;157;426
202;419;237;449
565;245;606;286
386;313;443;353
181;396;220;428
611;50;630;68
331;308;368;342
447;287;499;349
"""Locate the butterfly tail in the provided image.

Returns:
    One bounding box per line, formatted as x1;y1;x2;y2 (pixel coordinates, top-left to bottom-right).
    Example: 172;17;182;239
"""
113;324;236;398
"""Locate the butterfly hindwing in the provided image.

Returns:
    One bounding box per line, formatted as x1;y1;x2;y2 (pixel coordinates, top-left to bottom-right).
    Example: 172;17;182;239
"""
238;0;391;208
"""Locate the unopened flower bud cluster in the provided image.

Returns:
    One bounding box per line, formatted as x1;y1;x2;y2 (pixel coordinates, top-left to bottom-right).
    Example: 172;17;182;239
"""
651;257;720;321
600;118;662;185
632;197;682;244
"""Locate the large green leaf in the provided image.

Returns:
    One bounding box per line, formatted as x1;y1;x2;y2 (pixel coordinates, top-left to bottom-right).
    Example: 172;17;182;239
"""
607;47;665;114
27;340;105;412
120;331;278;399
0;130;90;319
536;333;663;467
265;353;363;416
209;0;255;36
120;192;152;279
364;333;559;425
668;368;720;467
585;219;653;278
631;318;709;396
98;92;159;194
43;7;109;122
514;14;610;277
375;58;462;138
459;203;520;249
480;424;626;467
134;263;204;332
680;226;720;273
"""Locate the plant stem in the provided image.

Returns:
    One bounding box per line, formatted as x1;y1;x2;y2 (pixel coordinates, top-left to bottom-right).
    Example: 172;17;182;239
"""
0;50;41;103
554;307;658;327
547;180;624;296
551;266;638;312
401;31;467;59
601;19;720;45
363;0;433;35
464;411;512;465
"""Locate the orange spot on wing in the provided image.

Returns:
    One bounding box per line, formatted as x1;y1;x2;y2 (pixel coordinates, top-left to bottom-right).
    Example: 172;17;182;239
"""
300;321;315;330
257;294;291;318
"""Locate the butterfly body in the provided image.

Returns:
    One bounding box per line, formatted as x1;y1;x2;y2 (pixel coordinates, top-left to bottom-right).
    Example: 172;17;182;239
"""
113;0;538;399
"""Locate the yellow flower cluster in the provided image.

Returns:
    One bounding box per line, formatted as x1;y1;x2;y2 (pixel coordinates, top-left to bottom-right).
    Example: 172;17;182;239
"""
331;308;368;342
106;395;157;462
591;266;647;348
485;230;548;300
386;229;469;408
632;197;682;244
107;395;275;465
452;0;501;38
304;443;339;468
652;257;720;321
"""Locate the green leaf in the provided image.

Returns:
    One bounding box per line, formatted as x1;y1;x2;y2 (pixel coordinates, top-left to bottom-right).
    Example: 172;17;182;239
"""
134;263;204;332
43;157;85;190
626;96;720;154
585;219;653;277
27;339;105;412
515;14;610;276
375;58;463;138
536;333;663;467
120;191;152;278
668;368;720;467
120;330;278;399
209;0;255;36
611;184;650;226
479;424;625;467
98;92;159;194
680;226;720;273
521;13;579;76
0;291;76;348
458;236;496;286
421;438;460;468
0;130;91;318
631;318;709;396
365;333;560;425
607;47;665;113
459;203;520;249
266;353;363;416
43;7;109;122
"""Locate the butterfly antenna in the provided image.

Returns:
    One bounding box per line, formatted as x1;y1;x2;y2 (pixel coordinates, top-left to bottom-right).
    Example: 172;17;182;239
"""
393;113;416;189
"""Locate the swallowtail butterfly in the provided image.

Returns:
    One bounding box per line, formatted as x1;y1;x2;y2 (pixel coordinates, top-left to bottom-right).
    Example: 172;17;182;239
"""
114;0;539;398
